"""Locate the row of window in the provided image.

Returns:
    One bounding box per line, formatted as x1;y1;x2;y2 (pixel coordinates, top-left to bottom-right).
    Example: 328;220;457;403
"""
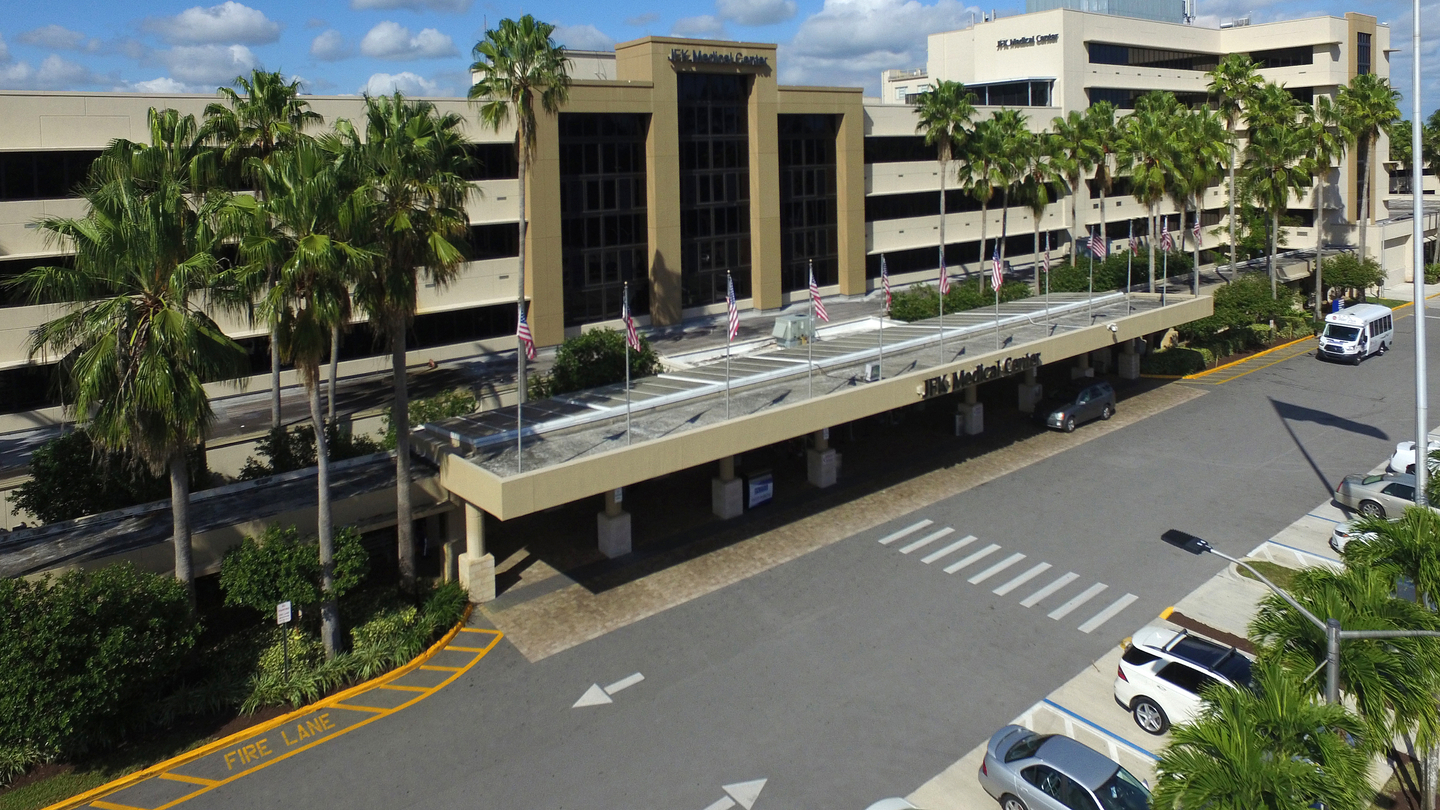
1087;88;1208;110
864;230;1070;278
1089;43;1316;72
559;141;645;178
559;177;647;214
969;80;1054;108
562;213;648;252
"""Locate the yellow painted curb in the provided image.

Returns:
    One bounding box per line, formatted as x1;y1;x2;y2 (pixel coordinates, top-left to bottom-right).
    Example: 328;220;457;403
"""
1138;373;1186;380
1182;334;1314;381
1159;606;1175;620
45;605;479;810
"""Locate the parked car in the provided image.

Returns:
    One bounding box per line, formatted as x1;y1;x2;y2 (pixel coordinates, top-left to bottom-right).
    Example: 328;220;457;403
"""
1038;381;1116;433
978;725;1150;810
1113;626;1252;735
1330;519;1382;553
1333;472;1429;518
1388;440;1440;474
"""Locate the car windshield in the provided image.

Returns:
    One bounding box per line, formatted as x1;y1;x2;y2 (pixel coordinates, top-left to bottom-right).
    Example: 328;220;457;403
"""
1324;324;1361;341
1214;650;1253;687
1094;766;1150;810
1362;474;1387;485
1046;387;1082;403
1004;733;1052;763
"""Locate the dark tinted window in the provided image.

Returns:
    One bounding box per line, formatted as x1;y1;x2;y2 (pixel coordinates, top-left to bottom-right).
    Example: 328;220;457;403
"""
1004;733;1052;763
1214;651;1253;687
1122;646;1158;666
1169;635;1229;669
0;150;101;200
1383;483;1417;501
864;136;932;164
1157;662;1213;694
461;142;518;180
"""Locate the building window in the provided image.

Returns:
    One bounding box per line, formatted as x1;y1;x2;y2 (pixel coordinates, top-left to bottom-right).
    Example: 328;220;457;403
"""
970;80;1054;107
1087;42;1218;72
1087;88;1207;110
678;73;751;309
1249;46;1314;69
461;142;518;180
895;86;908;100
864;136;933;163
0;150;101;201
778;115;839;292
558;113;651;327
1357;32;1372;75
467;223;519;261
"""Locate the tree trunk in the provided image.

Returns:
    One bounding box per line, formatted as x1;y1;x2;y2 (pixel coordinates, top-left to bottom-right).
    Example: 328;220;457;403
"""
1070;172;1080;267
1271;206;1279;299
938;155;947;280
1191;206;1201;296
169;452;194;606
328;322;340;423
1228;138;1238;282
393;319;415;590
270;331;282;429
1034;218;1042;294
516;141;529;405
1358;135;1371;261
310;380;339;658
1315;173;1325;320
978;196;989;283
1147;203;1157;293
998;187;1009;291
1425;743;1438;810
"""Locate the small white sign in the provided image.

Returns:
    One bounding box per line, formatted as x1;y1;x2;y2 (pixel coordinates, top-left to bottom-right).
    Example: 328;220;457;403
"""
822;427;830;441
276;600;292;626
614;487;623;504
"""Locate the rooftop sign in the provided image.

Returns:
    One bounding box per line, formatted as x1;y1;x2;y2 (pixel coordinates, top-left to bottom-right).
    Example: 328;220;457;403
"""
997;33;1059;50
669;48;770;69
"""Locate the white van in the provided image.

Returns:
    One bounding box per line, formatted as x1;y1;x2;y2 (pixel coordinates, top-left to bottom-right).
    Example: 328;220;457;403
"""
1318;303;1393;364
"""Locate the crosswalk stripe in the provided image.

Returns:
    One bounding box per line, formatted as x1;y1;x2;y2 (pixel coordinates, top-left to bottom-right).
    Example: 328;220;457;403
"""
994;562;1052;595
921;535;977;563
900;527;955;554
968;553;1027;584
943;544;1001;574
1048;583;1108;620
1078;593;1139;633
878;520;933;546
1020;572;1079;607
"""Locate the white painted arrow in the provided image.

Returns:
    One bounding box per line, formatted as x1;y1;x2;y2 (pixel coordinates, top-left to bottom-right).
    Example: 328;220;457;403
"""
572;672;645;708
724;778;767;809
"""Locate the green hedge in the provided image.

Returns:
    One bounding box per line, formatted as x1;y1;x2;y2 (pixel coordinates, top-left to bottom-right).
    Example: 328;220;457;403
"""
219;524;370;614
1140;347;1211;376
10;431;212;525
1426;263;1440;284
1047;251;1193;294
530;328;663;399
382;388;478;450
889;277;1032;323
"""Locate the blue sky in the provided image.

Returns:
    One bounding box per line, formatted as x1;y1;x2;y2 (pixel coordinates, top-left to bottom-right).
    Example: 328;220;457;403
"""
0;0;1436;116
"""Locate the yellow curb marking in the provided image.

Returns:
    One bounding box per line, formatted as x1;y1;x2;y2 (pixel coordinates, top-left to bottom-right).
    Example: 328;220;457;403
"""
47;615;501;810
445;645;489;652
1159;606;1175;620
1182;334;1315;382
420;665;462;672
378;684;429;692
157;773;219;787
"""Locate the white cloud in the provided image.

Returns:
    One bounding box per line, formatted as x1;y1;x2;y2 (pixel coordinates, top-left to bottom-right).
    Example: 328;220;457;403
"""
672;15;728;38
163;44;258;85
306;18;327;29
360;21;457;60
350;0;472;11
361;70;439;95
144;2;282;46
18;25;102;52
310;29;353;61
552;24;615;51
0;34;10;64
625;12;661;25
782;0;979;92
128;76;208;94
0;53;106;90
718;0;797;26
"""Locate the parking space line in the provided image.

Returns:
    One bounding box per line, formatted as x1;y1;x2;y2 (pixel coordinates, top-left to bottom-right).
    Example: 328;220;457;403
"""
1020;572;1079;607
942;544;1001;574
920;535;976;563
1077;594;1138;633
329;703;388;713
899;527;955;554
420;665;462;672
1048;583;1108;620
993;562;1051;595
878;520;933;546
1040;699;1158;761
157;773;219;787
91;801;147;810
967;553;1026;584
446;645;490;652
1305;512;1341;524
378;684;429;693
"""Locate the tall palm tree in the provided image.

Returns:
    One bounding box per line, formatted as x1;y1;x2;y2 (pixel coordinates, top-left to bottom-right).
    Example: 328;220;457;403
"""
1084;102;1120;263
1170;109;1228;295
1150;659;1372;810
961;118;1006;280
1048;110;1099;268
16;109;248;601
1302;95;1351;318
1243;88;1310;298
239;139;370;655
1120;93;1181;292
469;15;571;404
989;110;1030;284
1338;74;1402;261
1207;54;1263;281
202;70;324;430
913;81;977;285
343;93;473;590
1018;129;1060;293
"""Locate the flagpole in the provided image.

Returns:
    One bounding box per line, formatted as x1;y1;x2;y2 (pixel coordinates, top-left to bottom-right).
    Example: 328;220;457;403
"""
516;303;524;474
808;260;815;399
624;283;632;446
993;258;1001;351
1088;229;1095;319
1126;220;1134;314
1162;217;1169;307
726;271;733;419
938;247;946;364
1044;233;1051;322
879;255;886;379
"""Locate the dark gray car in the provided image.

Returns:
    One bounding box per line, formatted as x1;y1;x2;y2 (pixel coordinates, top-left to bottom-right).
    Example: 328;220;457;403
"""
977;725;1150;810
1040;381;1116;433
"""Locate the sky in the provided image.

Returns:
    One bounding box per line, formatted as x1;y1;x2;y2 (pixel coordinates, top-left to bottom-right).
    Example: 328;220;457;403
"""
0;0;1438;117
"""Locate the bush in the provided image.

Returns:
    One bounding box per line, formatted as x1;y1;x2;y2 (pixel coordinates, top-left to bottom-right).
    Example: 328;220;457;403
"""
887;278;1032;323
11;430;211;525
529;328;663;398
1322;253;1385;301
220;525;369;616
1140;347;1210;375
239;424;382;480
1425;263;1440;284
381;388;478;449
1047;251;1193;294
0;564;200;757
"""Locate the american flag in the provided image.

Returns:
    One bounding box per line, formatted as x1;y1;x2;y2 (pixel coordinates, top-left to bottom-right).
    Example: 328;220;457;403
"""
1192;217;1202;246
1089;228;1107;259
938;246;950;295
1160;218;1173;252
517;303;536;361
881;255;891;312
725;272;740;341
1130;233;1139;256
991;244;1003;291
1042;235;1051;273
809;263;830;323
622;285;641;352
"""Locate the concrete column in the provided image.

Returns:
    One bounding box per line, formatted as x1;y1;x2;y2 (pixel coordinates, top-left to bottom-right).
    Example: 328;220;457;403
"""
1119;339;1141;380
1071;352;1095;379
1017;366;1043;414
1092;346;1113;375
457;502;495;603
598;487;632;558
424;513;442;560
712;455;743;519
806;429;838;488
441;509;460;583
957;384;983;435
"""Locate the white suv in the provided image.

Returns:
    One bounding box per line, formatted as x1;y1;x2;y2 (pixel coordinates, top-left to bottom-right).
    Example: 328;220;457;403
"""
1113;626;1253;735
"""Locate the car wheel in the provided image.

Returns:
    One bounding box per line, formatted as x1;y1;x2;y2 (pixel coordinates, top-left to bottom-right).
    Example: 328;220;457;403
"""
1132;697;1170;735
1379;342;1389;355
1064;416;1076;433
1352;353;1362;366
1101;404;1114;420
1358;500;1385;519
1000;795;1028;810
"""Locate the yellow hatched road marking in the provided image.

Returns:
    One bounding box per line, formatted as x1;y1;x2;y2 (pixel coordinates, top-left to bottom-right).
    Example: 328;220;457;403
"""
157;773;219;787
378;684;429;692
330;703;390;712
445;645;488;652
90;801;147;810
420;665;462;672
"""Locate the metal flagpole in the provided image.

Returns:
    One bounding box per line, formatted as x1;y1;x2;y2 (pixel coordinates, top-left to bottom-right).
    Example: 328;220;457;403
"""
993;245;1001;350
1162;217;1169;306
938;246;946;363
1126;220;1134;314
726;271;733;419
516;303;525;474
808;260;815;399
623;282;632;446
1044;233;1051;322
879;255;888;378
1088;228;1095;318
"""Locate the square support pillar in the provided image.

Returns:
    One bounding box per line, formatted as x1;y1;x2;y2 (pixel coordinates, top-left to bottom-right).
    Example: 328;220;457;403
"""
956;402;984;435
1071;353;1095;379
1119;339;1141;380
1092;346;1113;375
457;502;495;604
598;488;632;558
807;447;838;488
1018;382;1043;413
712;456;743;519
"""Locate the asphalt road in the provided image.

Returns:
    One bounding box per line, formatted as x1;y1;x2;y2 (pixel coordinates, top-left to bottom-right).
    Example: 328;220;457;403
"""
184;299;1440;810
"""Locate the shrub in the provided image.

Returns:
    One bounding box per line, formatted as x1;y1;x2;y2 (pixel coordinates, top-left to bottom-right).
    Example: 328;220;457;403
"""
240;424;382;480
381;388;478;449
1322;253;1385;301
219;525;369;615
0;564;200;757
888;278;1032;322
529;328;663;398
11;431;211;524
1047;251;1193;294
1425;263;1440;284
1140;347;1210;375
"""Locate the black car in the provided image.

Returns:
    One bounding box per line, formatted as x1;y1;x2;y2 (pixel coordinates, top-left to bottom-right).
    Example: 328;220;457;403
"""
1038;381;1116;432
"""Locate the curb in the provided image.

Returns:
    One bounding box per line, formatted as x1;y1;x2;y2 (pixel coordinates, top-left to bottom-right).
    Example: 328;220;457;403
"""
1181;334;1314;381
45;605;476;810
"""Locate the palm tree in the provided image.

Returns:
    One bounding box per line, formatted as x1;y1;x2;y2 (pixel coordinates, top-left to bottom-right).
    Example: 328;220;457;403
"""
343;93;473;590
1302;95;1351;318
961;118;1006;280
202;70;324;430
1084;102;1121;263
1207;54;1263;281
989;110;1029;284
469;15;571;404
1172;109;1228;295
1048;110;1099;268
1018;129;1060;293
239;139;370;655
914;81;977;285
1338;74;1402;261
1120;93;1181;292
1243;86;1310;298
1150;659;1372;810
15;109;248;601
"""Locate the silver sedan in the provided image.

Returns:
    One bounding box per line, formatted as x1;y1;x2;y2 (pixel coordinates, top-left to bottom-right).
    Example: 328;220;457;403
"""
1333;472;1423;519
977;725;1150;810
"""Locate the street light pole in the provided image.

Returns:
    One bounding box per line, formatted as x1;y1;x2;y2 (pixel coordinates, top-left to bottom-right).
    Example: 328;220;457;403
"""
1414;0;1429;508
